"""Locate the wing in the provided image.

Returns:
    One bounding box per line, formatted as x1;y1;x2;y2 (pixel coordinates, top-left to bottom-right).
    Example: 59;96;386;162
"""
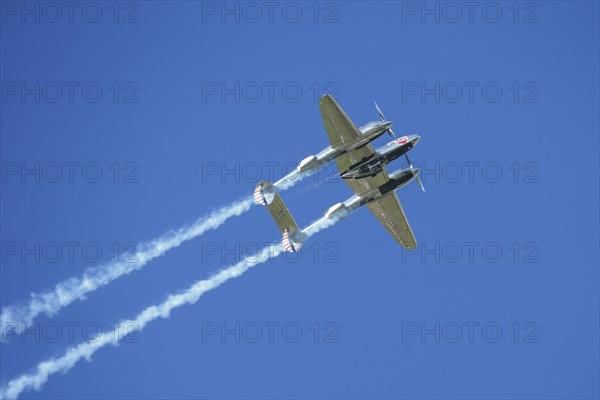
320;94;362;149
319;95;377;175
366;192;417;250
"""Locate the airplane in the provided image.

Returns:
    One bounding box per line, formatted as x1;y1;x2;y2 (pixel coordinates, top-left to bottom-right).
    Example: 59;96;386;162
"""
254;94;425;251
292;94;421;177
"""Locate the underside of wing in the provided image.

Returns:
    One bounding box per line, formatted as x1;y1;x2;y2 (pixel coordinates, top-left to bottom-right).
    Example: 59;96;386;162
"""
320;94;362;149
320;94;378;176
366;192;417;250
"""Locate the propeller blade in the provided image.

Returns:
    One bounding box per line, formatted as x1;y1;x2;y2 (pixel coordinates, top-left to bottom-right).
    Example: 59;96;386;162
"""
375;102;396;136
375;102;385;121
416;175;426;192
405;153;425;192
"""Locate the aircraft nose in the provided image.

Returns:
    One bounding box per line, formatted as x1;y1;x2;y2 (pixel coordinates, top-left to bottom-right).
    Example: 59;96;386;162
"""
410;134;420;145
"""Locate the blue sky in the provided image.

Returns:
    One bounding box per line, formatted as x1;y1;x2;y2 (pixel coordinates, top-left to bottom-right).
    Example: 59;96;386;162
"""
1;1;599;399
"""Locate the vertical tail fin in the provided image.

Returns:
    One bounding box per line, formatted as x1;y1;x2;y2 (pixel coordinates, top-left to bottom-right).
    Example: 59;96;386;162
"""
254;181;276;206
254;181;304;252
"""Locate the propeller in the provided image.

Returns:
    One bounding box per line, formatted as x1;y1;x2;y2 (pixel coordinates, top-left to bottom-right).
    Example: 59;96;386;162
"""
374;102;396;137
405;154;426;193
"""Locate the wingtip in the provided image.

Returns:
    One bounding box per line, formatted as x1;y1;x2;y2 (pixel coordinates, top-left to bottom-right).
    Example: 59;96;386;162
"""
320;93;335;104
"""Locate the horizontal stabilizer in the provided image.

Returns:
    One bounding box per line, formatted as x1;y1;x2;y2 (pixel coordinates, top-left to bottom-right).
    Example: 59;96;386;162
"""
254;181;304;252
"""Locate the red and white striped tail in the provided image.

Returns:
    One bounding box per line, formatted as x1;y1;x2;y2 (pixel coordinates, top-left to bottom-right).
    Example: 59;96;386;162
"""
253;183;275;206
253;185;267;205
282;229;302;253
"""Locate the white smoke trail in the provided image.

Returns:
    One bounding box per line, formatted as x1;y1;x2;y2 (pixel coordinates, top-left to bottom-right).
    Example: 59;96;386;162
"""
0;196;254;339
0;216;337;400
1;170;312;340
274;168;304;190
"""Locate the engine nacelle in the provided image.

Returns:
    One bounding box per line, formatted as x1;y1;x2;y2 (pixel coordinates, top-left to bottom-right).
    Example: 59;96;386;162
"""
324;202;348;219
387;167;418;190
296;155;318;173
253;181;276;206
